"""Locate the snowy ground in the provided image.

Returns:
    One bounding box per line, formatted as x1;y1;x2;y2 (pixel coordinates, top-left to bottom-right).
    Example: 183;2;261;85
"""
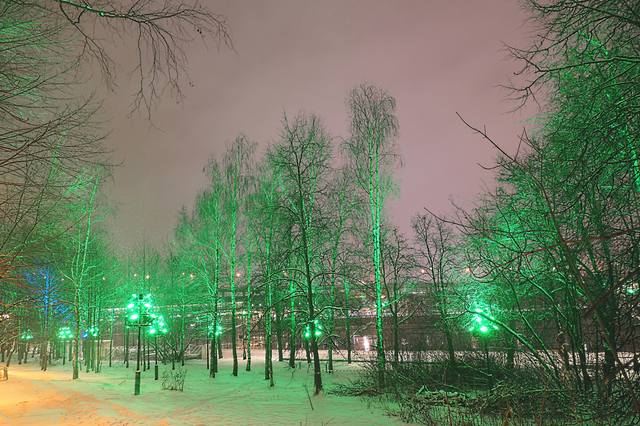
0;351;408;425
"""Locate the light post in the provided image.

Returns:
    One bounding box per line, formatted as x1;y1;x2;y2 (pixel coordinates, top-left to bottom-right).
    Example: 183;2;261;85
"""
303;319;323;341
301;320;323;366
125;294;153;395
148;314;168;380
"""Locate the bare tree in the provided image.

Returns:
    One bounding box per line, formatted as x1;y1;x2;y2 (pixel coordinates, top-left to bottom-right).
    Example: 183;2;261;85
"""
221;135;256;377
413;213;459;366
32;0;231;115
268;113;333;394
344;84;399;387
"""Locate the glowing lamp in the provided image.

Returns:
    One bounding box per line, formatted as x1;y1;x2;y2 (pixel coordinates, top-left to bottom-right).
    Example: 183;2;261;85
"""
466;304;499;337
57;326;73;340
303;319;323;340
20;330;34;341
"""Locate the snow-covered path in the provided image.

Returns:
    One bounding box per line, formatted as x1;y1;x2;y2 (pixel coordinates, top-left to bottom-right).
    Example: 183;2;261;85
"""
0;354;407;425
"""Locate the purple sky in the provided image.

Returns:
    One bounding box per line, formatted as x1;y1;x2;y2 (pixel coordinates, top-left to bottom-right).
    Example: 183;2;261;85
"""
103;0;534;250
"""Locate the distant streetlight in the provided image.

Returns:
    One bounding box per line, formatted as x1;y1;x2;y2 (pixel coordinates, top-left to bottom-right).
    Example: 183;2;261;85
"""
147;314;168;380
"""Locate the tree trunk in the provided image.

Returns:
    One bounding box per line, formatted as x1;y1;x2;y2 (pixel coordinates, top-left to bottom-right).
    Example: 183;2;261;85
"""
245;250;252;372
344;280;352;364
288;272;296;369
72;297;80;380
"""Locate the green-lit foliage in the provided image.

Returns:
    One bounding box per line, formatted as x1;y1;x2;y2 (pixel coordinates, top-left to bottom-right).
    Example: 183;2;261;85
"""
222;135;256;377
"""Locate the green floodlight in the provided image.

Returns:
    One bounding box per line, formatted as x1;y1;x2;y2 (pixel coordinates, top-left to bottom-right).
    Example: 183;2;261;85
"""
83;326;99;339
625;282;639;296
124;292;157;396
208;322;223;337
467;305;499;337
20;329;34;341
125;293;154;326
468;304;498;389
57;326;73;340
303;319;323;340
148;314;168;336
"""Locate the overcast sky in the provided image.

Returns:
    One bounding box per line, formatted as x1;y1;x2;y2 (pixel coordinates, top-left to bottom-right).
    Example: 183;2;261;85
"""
103;0;535;251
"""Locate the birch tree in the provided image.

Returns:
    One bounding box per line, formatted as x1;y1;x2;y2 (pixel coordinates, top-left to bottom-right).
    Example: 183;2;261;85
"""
222;136;255;377
345;84;399;387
